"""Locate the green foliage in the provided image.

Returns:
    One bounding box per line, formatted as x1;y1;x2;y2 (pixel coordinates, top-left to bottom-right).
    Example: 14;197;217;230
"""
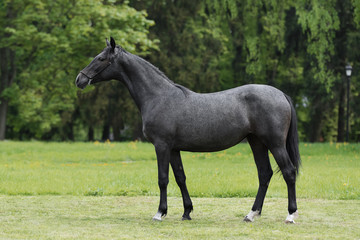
1;0;157;139
295;0;340;92
1;0;360;141
352;0;360;27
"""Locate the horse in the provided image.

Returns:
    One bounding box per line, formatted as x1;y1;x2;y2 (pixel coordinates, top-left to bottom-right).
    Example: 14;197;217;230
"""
76;37;301;223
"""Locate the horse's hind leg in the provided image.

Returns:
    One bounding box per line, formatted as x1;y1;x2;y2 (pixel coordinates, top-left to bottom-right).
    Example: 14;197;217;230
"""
170;151;193;220
270;146;298;223
244;135;273;222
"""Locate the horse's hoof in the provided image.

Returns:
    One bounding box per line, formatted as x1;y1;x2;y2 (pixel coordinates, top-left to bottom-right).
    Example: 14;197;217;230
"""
182;215;192;221
285;210;298;224
243;210;260;222
152;211;165;221
243;216;252;222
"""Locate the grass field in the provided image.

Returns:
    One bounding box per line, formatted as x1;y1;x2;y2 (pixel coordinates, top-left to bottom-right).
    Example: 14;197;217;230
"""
0;196;359;239
0;141;359;239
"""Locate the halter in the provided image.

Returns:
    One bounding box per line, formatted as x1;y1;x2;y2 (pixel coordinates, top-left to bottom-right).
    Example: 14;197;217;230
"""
80;61;112;82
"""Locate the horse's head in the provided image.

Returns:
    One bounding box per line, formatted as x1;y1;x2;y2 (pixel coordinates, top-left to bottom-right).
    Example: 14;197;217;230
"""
76;37;120;89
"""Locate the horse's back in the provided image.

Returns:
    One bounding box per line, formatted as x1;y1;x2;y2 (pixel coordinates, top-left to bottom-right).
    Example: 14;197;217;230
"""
172;88;250;151
168;84;291;151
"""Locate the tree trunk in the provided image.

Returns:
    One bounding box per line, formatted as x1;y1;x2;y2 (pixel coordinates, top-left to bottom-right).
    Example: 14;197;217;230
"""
88;126;94;141
0;100;8;140
102;123;110;141
66;122;74;141
112;123;121;142
111;111;124;141
0;48;16;140
309;99;325;142
309;115;323;142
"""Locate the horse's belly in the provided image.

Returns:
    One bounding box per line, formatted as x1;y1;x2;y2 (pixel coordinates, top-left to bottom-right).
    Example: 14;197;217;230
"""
173;121;248;152
175;139;244;152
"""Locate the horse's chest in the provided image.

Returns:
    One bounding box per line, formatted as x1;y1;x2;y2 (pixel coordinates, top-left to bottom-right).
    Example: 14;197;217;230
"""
142;117;175;142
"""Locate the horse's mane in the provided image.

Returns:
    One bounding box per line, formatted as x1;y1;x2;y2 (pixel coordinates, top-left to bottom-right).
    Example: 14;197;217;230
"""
122;48;190;96
128;51;174;84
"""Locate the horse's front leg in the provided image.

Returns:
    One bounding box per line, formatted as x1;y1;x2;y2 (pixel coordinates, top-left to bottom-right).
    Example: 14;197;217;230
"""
153;143;170;221
170;151;193;220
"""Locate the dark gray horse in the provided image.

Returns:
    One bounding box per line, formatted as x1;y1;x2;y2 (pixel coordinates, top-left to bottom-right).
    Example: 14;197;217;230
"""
76;37;301;223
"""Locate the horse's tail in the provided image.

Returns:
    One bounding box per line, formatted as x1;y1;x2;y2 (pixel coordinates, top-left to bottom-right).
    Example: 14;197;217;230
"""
284;94;301;176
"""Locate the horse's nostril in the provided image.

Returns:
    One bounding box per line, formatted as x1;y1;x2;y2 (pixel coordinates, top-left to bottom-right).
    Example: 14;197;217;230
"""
75;75;80;86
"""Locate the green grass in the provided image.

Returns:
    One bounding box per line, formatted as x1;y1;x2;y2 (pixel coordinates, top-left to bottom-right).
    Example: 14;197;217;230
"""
0;196;359;239
0;141;359;239
0;141;359;199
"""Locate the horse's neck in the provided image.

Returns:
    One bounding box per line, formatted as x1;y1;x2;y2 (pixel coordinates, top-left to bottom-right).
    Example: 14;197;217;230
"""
119;54;175;111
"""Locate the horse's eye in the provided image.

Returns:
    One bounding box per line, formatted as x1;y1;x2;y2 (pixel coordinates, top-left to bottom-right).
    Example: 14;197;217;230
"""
98;57;105;61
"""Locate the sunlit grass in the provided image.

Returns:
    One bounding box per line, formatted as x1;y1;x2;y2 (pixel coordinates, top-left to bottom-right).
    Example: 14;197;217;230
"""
0;196;359;239
0;141;359;239
0;141;359;200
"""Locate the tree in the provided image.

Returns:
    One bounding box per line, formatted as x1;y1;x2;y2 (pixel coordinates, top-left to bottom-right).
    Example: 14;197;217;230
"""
0;1;17;140
2;0;360;141
130;1;232;93
191;0;359;141
0;0;157;140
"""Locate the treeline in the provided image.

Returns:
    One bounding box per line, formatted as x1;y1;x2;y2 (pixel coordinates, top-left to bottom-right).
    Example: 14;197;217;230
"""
1;0;360;142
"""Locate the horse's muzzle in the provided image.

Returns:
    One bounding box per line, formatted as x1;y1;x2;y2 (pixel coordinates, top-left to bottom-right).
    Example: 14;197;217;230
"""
75;73;89;89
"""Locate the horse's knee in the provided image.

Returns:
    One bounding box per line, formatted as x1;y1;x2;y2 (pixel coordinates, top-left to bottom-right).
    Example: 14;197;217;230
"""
271;148;296;184
259;168;273;186
265;168;273;181
175;175;186;187
158;177;169;189
281;167;296;185
172;163;187;187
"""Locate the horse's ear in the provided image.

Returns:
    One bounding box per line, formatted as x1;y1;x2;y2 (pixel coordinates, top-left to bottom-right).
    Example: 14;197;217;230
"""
106;38;110;47
110;37;116;51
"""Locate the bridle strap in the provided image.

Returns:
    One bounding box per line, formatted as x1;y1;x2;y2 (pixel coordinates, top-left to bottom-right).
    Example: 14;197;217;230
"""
79;70;91;79
80;62;111;80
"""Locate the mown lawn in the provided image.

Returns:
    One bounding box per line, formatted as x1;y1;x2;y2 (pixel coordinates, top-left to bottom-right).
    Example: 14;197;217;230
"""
0;196;359;239
0;141;359;239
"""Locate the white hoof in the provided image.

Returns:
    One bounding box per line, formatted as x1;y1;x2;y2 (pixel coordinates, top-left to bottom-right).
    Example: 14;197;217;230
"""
244;210;260;222
285;210;298;224
152;212;164;221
